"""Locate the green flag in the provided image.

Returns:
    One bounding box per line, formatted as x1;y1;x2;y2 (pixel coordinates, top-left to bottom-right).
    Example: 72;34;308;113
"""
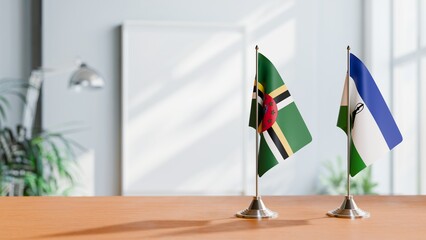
249;53;312;177
336;53;402;177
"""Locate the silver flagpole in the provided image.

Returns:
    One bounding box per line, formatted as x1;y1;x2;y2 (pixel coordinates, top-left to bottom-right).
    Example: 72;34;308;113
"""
327;46;369;219
255;45;259;198
347;45;351;198
236;45;277;219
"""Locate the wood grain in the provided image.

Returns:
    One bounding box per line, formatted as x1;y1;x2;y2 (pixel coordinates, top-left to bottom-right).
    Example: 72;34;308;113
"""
0;196;425;239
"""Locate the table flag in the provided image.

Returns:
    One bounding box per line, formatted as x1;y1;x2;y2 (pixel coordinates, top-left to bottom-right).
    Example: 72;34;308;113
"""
249;53;312;177
337;53;403;176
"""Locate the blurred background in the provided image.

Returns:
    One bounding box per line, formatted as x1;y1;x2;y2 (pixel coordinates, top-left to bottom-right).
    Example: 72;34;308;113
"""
0;0;424;196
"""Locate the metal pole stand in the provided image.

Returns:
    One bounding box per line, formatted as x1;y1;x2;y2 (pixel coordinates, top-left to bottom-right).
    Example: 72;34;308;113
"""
236;196;278;219
327;195;370;219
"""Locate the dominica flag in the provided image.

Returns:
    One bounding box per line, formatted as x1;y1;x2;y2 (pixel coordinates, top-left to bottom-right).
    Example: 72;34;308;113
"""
337;53;403;176
249;53;312;177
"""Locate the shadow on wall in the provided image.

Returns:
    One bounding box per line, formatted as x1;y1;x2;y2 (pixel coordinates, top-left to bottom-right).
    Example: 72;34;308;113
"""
123;0;309;195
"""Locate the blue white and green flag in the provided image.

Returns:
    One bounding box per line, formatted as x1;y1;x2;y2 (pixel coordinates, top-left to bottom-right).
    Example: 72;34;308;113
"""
337;53;403;176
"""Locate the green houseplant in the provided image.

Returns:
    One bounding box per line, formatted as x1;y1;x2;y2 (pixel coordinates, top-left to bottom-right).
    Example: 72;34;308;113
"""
0;79;81;196
318;156;378;195
0;79;28;126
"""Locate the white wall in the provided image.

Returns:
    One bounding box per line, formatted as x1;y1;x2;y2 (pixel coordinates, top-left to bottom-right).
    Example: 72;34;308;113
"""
42;0;363;195
365;0;426;195
0;0;31;127
122;23;247;195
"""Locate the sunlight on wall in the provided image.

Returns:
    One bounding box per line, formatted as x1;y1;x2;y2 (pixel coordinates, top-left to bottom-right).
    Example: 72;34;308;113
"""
367;0;426;195
173;31;243;79
123;0;301;195
241;1;294;29
122;0;361;196
393;0;417;58
258;19;295;68
41;0;364;196
393;62;418;194
123;25;245;195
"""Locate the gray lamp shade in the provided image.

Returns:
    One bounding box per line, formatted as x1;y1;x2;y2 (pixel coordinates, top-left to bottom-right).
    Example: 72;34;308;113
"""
69;63;104;90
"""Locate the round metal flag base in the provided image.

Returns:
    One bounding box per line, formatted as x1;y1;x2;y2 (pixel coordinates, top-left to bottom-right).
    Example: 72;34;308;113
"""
236;196;278;219
327;195;370;219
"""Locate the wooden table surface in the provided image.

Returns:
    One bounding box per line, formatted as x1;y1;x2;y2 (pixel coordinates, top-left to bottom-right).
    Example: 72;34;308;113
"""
1;196;425;240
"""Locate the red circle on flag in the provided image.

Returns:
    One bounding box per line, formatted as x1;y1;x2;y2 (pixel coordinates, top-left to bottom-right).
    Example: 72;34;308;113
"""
261;94;278;132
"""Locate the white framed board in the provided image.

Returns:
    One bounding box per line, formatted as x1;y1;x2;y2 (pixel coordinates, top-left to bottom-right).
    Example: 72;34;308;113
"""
121;21;249;195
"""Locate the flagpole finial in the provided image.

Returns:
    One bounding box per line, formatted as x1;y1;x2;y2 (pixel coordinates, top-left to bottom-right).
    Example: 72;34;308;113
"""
347;45;351;51
255;45;259;51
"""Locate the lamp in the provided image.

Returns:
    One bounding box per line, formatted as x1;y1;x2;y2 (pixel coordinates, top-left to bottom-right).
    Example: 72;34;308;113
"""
22;61;104;137
68;63;105;90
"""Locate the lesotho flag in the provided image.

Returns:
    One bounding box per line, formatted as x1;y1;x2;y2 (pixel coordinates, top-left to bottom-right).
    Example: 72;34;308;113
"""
337;53;403;176
249;53;312;177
